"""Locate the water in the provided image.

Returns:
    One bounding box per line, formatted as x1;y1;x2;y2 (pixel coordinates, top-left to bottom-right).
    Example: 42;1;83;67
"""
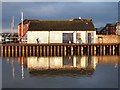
2;56;119;88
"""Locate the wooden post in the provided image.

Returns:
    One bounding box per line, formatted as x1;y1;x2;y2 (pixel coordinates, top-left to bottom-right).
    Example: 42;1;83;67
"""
5;46;7;57
81;45;83;56
109;45;111;55
83;46;85;55
91;45;93;56
118;45;120;55
71;46;73;56
54;46;56;56
35;46;38;56
34;46;36;56
115;45;117;55
78;45;80;56
100;45;102;55
22;46;24;56
40;46;42;56
57;46;59;56
106;45;108;55
111;45;113;55
26;46;28;57
29;46;31;56
43;46;46;56
103;45;105;55
19;46;21;57
61;46;63;56
96;45;99;56
64;46;66;56
94;45;96;56
47;46;49;56
15;46;17;57
8;46;10;57
12;46;14;57
1;46;4;57
1;45;4;57
38;46;40;56
50;46;52;56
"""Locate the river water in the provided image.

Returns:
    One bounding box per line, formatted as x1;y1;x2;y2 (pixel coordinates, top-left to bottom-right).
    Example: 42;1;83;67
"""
2;55;119;88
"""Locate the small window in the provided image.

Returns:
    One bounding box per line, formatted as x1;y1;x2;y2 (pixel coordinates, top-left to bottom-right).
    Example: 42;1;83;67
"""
76;33;81;39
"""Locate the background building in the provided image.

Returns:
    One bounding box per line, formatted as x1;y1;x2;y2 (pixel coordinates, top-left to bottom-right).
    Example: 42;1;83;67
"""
97;22;119;35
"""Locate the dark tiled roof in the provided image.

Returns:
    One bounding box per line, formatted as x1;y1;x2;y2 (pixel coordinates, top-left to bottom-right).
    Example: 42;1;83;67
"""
28;20;96;31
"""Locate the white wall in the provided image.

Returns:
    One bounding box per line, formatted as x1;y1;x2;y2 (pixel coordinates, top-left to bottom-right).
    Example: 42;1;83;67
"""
0;35;2;42
27;31;49;43
93;31;96;43
50;31;62;43
27;30;96;43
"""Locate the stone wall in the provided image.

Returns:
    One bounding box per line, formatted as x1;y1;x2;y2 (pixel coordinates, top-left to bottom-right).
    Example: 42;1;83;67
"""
96;35;120;43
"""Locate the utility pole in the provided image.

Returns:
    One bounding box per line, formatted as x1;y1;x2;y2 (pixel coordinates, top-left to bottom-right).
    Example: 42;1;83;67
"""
21;12;24;42
10;16;14;43
11;16;14;36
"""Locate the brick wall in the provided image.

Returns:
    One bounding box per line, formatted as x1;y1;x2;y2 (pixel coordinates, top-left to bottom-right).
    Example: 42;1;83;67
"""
96;35;120;43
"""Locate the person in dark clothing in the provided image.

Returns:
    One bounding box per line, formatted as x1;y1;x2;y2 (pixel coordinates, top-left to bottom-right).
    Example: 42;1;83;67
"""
36;38;39;43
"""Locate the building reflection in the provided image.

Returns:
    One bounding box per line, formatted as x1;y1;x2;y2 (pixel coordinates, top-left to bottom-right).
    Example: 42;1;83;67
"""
26;56;97;71
25;56;99;77
7;56;118;79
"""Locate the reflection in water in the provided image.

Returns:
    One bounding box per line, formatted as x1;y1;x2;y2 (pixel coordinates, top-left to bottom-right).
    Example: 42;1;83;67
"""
11;58;15;79
3;56;118;79
21;58;24;79
2;56;119;88
27;56;96;70
27;56;96;77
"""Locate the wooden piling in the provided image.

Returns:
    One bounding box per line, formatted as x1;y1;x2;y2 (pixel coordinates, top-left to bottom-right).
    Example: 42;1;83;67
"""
26;46;28;56
5;46;7;57
50;46;52;56
29;46;32;56
100;45;102;55
94;45;96;55
63;46;66;56
71;46;73;56
118;45;120;55
57;46;59;56
1;43;120;57
78;46;80;56
61;46;63;56
54;46;56;56
81;45;83;56
47;46;49;56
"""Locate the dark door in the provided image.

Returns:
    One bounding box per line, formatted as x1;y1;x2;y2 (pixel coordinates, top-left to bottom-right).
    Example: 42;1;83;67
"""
88;33;92;43
63;33;73;43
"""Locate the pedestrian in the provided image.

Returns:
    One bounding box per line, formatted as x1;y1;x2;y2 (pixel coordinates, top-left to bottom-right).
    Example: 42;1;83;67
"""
36;38;39;43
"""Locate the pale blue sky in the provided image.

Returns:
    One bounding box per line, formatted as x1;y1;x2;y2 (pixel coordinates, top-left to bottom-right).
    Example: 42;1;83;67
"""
1;2;119;33
1;0;120;2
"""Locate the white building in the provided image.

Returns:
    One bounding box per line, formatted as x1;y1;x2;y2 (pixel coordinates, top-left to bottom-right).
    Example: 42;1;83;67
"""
116;22;120;35
18;18;96;43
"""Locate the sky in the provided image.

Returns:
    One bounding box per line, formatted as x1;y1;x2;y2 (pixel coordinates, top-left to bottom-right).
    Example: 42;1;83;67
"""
1;1;119;33
1;0;120;2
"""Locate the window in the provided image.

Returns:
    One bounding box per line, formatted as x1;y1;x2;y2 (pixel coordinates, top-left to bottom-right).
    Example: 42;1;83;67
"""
76;33;81;39
63;33;73;43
